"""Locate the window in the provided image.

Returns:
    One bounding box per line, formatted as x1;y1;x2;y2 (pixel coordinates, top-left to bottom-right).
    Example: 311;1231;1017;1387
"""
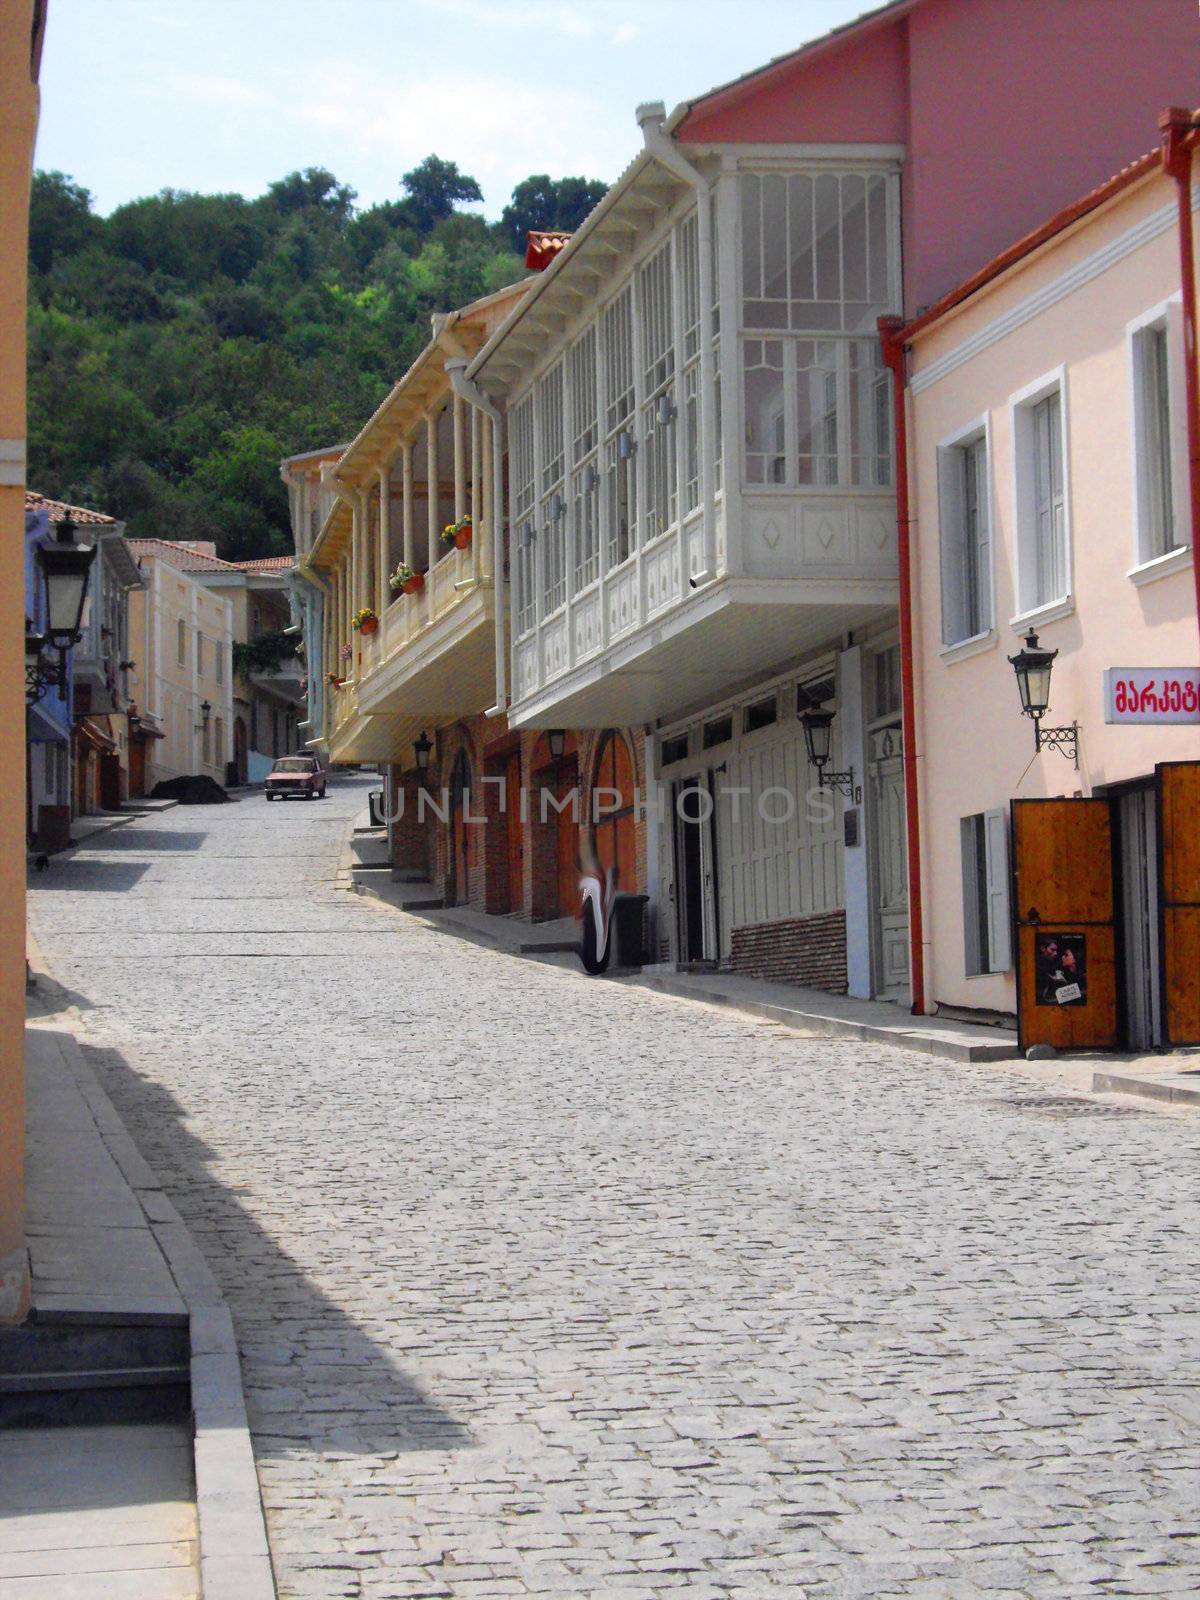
215;643;224;685
872;648;900;721
177;618;186;666
201;717;211;767
937;430;991;644
744;694;777;733
1012;377;1069;616
660;732;689;766
602;288;637;568
196;630;204;676
214;717;224;769
702;714;733;749
1131;313;1183;564
961;811;1011;975
639;242;677;544
539;364;566;614
511;393;536;635
797;675;835;715
740;171;894;488
569;330;600;589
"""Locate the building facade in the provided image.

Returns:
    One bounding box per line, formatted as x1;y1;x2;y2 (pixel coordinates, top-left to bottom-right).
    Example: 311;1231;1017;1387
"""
126;541;235;790
280;445;346;756
900;134;1200;1050
460;0;1199;1000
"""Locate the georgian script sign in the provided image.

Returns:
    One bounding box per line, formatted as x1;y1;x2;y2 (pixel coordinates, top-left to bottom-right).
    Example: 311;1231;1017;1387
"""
1104;668;1200;724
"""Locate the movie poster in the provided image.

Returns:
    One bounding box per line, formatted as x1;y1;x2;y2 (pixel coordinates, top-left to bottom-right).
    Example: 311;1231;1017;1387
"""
1034;932;1087;1007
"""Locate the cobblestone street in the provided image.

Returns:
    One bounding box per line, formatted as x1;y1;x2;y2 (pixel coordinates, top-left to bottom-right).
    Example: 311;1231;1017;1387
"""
26;773;1200;1599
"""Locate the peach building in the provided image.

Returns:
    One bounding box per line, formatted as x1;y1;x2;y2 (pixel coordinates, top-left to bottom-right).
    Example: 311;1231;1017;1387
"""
898;133;1200;1052
126;542;235;790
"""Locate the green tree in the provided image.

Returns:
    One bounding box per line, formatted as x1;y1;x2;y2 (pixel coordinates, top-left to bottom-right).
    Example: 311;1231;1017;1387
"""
29;171;101;275
400;156;483;232
500;173;607;251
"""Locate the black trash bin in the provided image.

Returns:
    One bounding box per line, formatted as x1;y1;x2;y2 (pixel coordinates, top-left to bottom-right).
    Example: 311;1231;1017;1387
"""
610;892;648;970
367;789;385;827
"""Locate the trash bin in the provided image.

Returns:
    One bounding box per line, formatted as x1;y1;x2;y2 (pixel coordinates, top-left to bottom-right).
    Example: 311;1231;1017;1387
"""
367;789;385;827
610;892;648;970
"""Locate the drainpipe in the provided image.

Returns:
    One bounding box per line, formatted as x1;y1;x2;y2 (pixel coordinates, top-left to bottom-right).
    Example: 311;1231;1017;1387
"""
1160;107;1200;652
879;316;926;1017
445;358;507;718
637;101;717;585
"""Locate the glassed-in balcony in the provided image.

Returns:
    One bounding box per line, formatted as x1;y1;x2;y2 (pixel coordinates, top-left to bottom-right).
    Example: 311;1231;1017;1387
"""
479;159;902;729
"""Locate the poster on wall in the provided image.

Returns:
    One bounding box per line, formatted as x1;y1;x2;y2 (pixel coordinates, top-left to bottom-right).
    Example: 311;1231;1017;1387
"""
1035;932;1087;1006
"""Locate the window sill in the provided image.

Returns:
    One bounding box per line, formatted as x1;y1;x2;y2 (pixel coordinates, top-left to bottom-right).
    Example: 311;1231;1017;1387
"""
1128;544;1193;586
938;630;998;665
1009;595;1074;632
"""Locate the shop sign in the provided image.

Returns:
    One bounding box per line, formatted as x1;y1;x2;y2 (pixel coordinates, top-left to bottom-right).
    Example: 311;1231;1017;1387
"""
1104;668;1200;724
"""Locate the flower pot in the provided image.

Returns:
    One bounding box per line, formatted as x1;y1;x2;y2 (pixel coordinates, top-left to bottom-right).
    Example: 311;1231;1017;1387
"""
403;573;424;594
454;527;471;550
359;617;379;635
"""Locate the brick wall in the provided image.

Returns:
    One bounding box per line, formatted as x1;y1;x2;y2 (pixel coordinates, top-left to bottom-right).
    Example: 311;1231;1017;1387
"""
727;909;847;994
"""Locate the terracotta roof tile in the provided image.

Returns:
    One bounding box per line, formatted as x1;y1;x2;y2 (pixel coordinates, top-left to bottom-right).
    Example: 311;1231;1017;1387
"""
24;491;115;526
125;538;243;572
525;230;572;271
233;555;296;572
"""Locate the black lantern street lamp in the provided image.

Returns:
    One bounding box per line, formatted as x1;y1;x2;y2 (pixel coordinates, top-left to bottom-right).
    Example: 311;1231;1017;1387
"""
1007;630;1078;764
799;704;854;799
547;728;566;762
25;628;50;705
413;729;432;773
32;517;96;700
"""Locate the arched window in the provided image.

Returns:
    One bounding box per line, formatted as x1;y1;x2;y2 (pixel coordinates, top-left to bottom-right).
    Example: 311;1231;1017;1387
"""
592;731;637;891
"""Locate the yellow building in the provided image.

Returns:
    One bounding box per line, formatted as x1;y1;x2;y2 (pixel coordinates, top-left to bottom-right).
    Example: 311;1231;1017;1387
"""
126;542;236;790
1;0;47;1322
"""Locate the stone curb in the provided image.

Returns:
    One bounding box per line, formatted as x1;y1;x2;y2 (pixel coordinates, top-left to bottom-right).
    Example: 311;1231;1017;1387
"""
26;958;276;1600
629;972;1020;1064
1093;1069;1200;1106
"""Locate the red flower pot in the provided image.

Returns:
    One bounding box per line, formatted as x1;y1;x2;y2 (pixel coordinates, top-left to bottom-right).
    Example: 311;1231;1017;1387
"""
403;573;425;594
454;527;471;550
359;616;379;635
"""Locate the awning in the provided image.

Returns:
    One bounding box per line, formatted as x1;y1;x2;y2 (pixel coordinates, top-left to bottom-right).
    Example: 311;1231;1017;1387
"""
74;717;118;754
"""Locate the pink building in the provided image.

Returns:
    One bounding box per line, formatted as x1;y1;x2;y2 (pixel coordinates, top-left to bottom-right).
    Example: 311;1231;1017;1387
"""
675;0;1199;317
897;134;1200;1051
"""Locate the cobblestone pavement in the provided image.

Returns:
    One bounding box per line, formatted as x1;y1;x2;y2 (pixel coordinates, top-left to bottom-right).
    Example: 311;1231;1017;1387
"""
27;774;1200;1599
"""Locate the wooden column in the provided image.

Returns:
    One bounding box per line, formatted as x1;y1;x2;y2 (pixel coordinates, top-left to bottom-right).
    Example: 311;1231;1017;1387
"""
402;440;415;570
377;466;390;615
426;409;439;596
470;404;482;583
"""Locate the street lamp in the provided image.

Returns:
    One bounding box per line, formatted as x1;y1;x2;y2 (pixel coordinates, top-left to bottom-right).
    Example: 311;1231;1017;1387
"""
547;728;566;762
799;703;854;799
196;699;212;730
1007;630;1078;763
25;628;49;705
413;730;432;773
32;517;96;700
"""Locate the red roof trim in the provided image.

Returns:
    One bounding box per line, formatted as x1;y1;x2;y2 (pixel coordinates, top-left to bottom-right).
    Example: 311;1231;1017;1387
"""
525;230;572;271
896;147;1164;345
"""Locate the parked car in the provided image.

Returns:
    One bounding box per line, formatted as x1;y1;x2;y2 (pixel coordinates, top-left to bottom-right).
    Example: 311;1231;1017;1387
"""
265;755;327;801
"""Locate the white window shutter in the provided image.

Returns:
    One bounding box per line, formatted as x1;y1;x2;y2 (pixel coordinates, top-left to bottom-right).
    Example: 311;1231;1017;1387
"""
936;446;962;645
984;807;1012;972
1166;302;1189;549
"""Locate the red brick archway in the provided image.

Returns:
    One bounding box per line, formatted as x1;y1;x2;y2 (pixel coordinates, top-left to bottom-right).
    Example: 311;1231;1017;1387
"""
590;729;638;893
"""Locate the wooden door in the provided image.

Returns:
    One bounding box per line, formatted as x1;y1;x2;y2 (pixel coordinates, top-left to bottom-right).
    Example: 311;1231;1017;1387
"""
129;738;146;798
869;724;909;1001
1013;798;1117;1051
449;750;471;907
504;752;523;913
1159;761;1200;1045
554;758;580;915
594;733;637;892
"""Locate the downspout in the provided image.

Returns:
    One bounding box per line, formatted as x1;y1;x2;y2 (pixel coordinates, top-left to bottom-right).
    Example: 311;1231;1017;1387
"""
1160;107;1200;652
445;357;507;718
637;102;717;584
879;316;926;1017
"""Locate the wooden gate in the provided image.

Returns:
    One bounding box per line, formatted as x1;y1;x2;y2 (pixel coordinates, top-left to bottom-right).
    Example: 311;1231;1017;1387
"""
1159;761;1200;1045
504;751;523;913
1013;798;1118;1051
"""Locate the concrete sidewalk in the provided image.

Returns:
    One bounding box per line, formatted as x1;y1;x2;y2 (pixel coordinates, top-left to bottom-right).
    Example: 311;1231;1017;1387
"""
6;966;276;1600
346;838;1018;1064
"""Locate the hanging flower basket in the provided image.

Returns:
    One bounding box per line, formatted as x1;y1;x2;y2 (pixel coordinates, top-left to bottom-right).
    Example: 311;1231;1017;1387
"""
351;607;378;634
340;642;353;661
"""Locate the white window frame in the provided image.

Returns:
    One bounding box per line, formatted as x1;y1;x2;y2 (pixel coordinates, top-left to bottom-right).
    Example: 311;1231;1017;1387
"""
961;809;1011;976
1126;296;1191;584
936;414;996;658
1009;366;1073;629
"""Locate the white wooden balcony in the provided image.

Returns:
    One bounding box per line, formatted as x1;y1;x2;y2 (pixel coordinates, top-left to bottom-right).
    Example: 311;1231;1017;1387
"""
471;124;903;729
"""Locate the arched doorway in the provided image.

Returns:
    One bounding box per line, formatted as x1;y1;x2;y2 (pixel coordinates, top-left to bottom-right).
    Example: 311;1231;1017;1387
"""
592;731;637;892
448;748;473;907
531;732;579;920
233;717;248;785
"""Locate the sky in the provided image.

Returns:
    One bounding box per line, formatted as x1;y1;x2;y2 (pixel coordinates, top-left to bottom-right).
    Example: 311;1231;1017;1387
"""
35;0;874;220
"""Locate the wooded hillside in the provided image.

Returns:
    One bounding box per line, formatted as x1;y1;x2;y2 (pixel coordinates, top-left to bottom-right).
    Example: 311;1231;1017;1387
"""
27;161;605;560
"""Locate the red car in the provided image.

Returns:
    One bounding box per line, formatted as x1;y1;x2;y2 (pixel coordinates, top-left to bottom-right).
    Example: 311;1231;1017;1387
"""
265;756;327;801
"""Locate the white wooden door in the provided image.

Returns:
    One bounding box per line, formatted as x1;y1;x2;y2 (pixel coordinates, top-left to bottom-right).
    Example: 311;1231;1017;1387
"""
869;724;909;1001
